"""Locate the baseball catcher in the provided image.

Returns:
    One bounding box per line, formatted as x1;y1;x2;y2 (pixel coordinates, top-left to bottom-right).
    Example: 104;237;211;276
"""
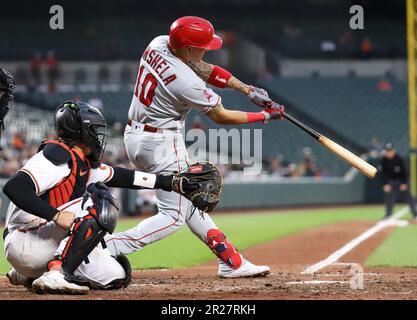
0;67;15;149
3;100;222;294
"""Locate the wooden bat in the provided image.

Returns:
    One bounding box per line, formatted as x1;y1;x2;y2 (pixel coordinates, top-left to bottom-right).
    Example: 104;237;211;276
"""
278;108;377;179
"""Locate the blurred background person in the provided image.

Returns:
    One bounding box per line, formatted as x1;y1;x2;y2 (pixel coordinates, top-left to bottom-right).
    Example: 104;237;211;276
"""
46;51;59;93
29;52;42;89
379;143;417;220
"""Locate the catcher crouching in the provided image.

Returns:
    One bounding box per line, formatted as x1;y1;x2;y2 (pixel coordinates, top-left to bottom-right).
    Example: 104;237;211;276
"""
2;100;221;294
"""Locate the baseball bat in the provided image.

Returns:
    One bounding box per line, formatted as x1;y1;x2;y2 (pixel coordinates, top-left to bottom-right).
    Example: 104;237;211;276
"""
278;108;377;179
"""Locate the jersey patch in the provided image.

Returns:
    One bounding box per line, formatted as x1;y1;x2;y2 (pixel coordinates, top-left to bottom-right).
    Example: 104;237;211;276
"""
42;143;72;165
204;90;213;102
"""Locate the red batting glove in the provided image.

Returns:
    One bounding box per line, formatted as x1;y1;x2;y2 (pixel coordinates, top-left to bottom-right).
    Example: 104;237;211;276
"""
261;105;285;121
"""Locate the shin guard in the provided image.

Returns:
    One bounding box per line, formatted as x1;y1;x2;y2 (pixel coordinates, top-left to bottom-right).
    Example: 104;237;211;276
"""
62;183;119;275
61;213;107;275
206;229;242;269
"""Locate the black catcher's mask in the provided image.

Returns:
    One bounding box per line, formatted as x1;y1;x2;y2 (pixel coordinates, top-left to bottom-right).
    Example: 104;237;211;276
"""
0;68;15;132
54;101;108;161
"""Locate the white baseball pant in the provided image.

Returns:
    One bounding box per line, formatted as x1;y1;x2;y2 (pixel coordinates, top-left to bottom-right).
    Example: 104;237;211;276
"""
105;122;217;255
4;198;126;285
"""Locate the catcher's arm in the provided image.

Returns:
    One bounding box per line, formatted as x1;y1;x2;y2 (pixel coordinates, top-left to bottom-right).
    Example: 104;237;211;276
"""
104;166;217;211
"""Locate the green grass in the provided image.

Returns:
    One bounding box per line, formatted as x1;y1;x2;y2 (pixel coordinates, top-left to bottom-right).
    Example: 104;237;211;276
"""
365;224;417;268
0;206;385;274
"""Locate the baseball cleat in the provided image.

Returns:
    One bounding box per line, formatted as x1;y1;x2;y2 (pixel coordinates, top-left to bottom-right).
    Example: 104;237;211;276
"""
6;268;34;288
31;270;89;295
218;258;270;278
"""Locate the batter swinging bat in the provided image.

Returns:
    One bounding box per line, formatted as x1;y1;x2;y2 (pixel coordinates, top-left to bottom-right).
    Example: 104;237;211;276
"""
275;104;377;179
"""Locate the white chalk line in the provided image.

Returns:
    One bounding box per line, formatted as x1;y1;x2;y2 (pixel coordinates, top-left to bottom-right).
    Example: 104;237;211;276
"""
301;207;410;275
320;272;380;277
286;279;385;286
286;280;349;286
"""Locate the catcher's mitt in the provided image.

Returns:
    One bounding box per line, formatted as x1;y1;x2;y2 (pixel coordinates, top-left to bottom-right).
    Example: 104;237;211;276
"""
171;162;223;213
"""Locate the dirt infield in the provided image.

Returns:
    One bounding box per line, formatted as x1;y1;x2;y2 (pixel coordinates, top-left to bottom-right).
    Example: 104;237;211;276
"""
1;220;417;300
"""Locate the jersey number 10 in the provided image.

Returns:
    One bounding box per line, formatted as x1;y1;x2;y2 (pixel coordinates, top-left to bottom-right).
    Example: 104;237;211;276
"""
134;65;157;107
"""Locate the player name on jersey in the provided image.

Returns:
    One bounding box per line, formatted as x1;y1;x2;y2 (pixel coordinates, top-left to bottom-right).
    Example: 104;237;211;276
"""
142;47;177;86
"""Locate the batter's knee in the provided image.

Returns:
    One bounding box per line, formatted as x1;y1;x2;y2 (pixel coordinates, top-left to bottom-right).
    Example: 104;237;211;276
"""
158;207;186;227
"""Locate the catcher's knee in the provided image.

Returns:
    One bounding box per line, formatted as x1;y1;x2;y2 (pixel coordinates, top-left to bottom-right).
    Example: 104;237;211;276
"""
206;229;242;269
65;255;131;290
109;255;132;289
95;255;132;290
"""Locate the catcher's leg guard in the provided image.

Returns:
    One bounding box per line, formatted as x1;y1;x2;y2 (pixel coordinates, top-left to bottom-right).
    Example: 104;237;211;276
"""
206;229;242;269
61;213;107;275
62;183;119;275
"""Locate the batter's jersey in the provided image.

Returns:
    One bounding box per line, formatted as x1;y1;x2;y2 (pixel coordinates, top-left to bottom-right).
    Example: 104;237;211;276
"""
127;35;221;130
5;150;114;228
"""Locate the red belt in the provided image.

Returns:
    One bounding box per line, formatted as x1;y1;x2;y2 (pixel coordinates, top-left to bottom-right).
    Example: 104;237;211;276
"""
127;120;161;133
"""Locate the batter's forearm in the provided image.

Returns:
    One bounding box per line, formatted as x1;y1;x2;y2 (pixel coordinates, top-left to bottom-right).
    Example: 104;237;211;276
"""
227;76;250;95
215;110;254;125
189;61;250;95
207;105;265;125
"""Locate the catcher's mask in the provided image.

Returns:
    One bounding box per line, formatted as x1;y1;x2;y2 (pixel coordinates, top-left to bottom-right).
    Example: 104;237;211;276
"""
0;68;15;128
54;100;108;161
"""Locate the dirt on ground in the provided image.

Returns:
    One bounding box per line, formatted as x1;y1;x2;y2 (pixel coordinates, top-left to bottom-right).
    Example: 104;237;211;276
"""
1;220;416;300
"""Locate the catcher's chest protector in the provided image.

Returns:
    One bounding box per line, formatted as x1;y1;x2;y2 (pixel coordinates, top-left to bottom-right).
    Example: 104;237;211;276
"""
39;140;91;208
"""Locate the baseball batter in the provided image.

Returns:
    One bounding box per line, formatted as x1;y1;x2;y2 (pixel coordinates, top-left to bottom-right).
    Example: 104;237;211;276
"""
3;100;215;294
105;16;285;278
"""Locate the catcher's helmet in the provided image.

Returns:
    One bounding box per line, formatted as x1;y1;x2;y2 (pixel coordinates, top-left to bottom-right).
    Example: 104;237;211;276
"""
169;16;222;51
54;101;108;161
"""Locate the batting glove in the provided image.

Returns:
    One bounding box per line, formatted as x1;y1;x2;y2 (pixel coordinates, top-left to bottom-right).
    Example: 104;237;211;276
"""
261;105;285;121
248;85;272;108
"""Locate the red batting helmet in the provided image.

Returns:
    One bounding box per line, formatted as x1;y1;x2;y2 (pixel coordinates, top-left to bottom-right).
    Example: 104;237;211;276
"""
169;16;222;51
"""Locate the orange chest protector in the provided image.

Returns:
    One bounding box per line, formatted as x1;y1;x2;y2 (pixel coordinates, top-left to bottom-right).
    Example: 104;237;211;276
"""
39;140;91;208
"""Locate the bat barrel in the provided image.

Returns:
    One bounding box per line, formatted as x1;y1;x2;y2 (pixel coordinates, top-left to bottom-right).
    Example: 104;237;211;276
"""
319;136;377;178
